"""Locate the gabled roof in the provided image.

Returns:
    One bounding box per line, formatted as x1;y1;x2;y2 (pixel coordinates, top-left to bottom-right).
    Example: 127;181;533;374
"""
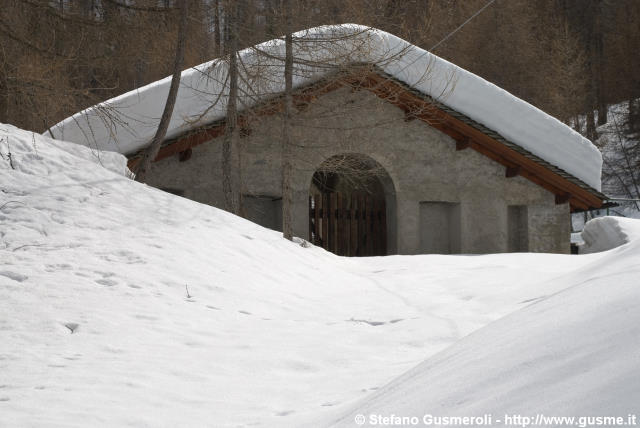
49;24;603;200
126;67;605;211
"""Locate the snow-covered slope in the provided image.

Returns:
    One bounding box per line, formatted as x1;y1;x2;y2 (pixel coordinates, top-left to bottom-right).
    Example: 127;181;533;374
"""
0;124;627;427
580;216;640;253
327;218;640;428
49;24;602;191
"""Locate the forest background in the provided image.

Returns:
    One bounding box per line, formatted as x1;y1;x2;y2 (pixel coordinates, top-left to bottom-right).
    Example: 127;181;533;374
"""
1;0;638;211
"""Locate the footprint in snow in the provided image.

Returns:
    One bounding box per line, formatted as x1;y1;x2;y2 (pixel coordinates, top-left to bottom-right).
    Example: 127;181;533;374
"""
134;314;158;321
64;323;79;334
348;318;386;326
96;278;117;286
45;263;73;272
94;271;115;277
520;296;546;304
238;310;252;315
99;250;145;265
0;271;28;282
275;410;294;417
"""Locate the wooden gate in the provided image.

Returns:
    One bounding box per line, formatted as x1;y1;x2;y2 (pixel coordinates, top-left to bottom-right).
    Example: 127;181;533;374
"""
309;193;386;256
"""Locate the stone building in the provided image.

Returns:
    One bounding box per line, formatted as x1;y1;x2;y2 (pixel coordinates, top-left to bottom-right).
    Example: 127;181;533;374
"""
52;26;606;256
132;69;605;255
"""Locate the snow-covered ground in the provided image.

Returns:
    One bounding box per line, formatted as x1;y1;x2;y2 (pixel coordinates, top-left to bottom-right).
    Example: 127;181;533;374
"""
328;220;640;428
1;124;637;427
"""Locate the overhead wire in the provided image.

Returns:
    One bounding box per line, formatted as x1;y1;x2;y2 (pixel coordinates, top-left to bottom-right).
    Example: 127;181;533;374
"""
430;0;497;52
392;0;497;76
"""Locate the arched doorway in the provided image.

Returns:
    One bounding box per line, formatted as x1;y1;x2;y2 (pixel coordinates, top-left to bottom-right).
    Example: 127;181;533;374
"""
308;153;396;256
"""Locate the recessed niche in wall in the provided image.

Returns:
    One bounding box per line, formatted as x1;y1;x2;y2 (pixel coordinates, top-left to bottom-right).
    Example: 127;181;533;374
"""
419;201;461;254
507;205;529;252
243;195;283;232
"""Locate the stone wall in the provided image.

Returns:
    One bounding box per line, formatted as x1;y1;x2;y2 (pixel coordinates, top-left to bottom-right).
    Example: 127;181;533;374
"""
146;87;570;254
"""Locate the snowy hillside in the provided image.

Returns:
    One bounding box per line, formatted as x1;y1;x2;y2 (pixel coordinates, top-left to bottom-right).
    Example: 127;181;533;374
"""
328;218;640;427
0;123;635;427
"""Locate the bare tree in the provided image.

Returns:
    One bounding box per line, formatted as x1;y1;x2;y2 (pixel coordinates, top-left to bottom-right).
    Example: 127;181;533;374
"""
134;0;188;182
221;0;242;215
598;104;640;214
213;0;222;56
281;0;294;240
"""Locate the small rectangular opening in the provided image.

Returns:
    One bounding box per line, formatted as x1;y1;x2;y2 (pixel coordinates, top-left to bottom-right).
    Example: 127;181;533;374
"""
243;195;282;232
419;201;461;254
508;205;528;252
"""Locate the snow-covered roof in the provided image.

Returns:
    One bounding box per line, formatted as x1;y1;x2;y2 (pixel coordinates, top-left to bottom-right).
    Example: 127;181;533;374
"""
49;24;602;191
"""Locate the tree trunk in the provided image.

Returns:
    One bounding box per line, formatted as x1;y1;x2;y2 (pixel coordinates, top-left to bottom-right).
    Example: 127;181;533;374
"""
597;103;608;126
281;0;293;240
586;110;597;141
222;0;241;214
630;98;640;134
573;115;581;133
134;0;188;182
594;1;607;126
0;69;7;124
213;0;221;56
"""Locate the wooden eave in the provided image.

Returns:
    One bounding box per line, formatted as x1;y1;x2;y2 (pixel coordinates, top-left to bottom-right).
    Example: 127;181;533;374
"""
127;66;606;212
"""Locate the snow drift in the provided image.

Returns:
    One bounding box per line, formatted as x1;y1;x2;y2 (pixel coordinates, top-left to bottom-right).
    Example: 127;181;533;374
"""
0;123;633;427
49;24;602;191
327;219;640;427
580;216;640;253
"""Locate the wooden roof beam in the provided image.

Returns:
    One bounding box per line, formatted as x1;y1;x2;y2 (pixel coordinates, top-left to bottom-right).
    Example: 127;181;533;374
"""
178;148;192;162
569;197;589;211
404;110;417;122
506;166;521;178
555;193;571;205
456;137;471;151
